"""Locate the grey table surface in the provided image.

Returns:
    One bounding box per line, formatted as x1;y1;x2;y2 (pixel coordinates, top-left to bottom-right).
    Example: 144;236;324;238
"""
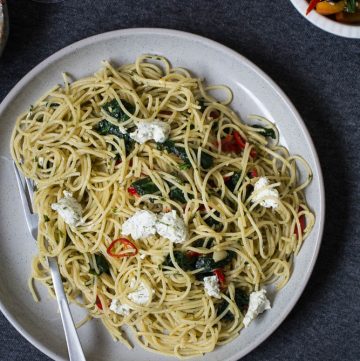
0;0;359;360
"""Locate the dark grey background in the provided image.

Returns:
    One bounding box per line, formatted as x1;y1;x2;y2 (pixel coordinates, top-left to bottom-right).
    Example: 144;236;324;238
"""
1;0;359;360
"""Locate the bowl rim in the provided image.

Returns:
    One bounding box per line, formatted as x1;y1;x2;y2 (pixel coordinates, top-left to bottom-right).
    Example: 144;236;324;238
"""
0;27;326;361
290;0;360;38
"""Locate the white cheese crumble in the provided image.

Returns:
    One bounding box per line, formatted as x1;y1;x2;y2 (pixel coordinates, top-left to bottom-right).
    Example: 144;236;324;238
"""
109;299;131;316
156;210;187;243
51;191;84;227
110;279;154;316
122;210;188;243
243;289;271;328
127;279;154;305
130;120;171;144
38;157;44;167
203;275;221;299
122;210;158;240
252;177;279;209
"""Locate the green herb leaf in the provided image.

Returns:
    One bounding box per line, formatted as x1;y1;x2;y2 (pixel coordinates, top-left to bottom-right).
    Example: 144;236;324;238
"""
90;254;110;276
234;288;249;310
158;140;213;170
169;187;187;203
102;99;135;121
95;254;110;275
225;172;241;192
114;153;121;162
216;299;233;320
345;0;356;12
131;177;160;196
204;211;221;229
130;176;192;204
179;162;191;170
198;99;207;112
217;288;249;321
163;250;235;278
214;251;236;268
44;215;50;222
157;140;190;163
163;251;197;271
195;251;235;274
200;152;214;169
195;256;216;272
94;119;134;155
252;125;276;139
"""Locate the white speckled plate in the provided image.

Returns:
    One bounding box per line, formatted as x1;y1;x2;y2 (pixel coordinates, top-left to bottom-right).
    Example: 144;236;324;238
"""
0;28;325;361
290;0;360;38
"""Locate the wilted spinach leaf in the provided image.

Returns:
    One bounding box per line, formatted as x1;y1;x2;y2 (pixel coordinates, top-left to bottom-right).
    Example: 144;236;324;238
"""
252;125;276;139
89;254;110;276
163;251;197;271
102;99;135;121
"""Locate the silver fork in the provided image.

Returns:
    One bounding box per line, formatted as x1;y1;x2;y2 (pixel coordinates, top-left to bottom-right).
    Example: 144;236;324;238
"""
13;162;86;361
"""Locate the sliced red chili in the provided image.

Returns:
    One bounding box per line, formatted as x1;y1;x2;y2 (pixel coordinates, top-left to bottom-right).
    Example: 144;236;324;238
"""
213;268;226;288
234;131;257;158
294;207;306;239
96;296;103;310
249;169;258;178
306;0;321;15
186;250;200;258
209;110;220;119
106;238;138;258
233;131;246;149
249;148;257;158
127;186;139;196
221;133;235;152
220;131;256;158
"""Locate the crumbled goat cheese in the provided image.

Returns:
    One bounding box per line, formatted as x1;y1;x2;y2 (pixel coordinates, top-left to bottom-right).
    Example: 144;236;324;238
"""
130;120;171;144
51;191;83;227
127;279;153;305
109;299;131;316
156;210;187;243
122;210;158;240
122;210;188;243
38;157;44;167
203;275;221;299
252;177;279;209
110;279;154;315
243;289;271;328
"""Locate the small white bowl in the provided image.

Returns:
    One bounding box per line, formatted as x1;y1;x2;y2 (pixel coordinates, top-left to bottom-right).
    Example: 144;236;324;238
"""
290;0;360;38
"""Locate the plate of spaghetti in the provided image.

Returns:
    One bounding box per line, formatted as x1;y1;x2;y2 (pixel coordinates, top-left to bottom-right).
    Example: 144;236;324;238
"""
0;28;324;361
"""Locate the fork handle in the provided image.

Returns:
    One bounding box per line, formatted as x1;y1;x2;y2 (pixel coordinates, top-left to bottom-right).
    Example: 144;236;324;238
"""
48;257;86;361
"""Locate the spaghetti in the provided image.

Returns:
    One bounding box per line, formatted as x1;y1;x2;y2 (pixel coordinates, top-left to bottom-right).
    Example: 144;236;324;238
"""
10;54;315;358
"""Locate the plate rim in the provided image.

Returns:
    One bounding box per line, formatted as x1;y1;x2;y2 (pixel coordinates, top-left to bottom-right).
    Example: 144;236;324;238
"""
0;27;325;361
